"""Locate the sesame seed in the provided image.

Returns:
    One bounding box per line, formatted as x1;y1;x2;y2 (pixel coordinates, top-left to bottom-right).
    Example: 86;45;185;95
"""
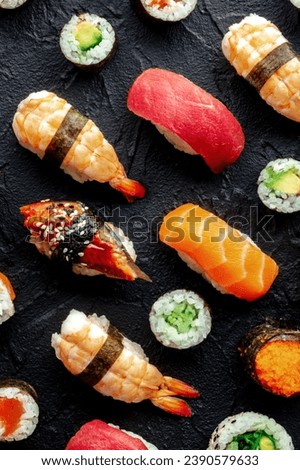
65;256;69;262
41;224;46;230
78;252;84;257
63;248;68;254
84;240;90;245
80;231;85;236
36;222;42;227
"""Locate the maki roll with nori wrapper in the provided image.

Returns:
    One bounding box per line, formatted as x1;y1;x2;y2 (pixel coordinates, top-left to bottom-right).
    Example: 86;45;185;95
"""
208;412;294;450
257;158;300;213
0;272;15;325
0;379;39;441
149;290;212;349
239;323;300;398
0;0;28;8
60;13;117;72
132;0;197;23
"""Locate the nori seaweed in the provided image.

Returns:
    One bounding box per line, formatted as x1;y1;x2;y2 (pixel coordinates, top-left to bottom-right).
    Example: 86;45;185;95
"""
43;106;89;167
77;324;124;386
0;379;38;402
246;43;297;92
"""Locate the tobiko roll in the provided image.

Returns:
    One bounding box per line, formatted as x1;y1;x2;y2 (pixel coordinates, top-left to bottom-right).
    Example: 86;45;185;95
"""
149;290;212;349
127;68;245;173
239;323;300;398
66;420;157;450
0;380;39;442
257;158;300;213
60;13;117;72
132;0;197;23
208;412;294;450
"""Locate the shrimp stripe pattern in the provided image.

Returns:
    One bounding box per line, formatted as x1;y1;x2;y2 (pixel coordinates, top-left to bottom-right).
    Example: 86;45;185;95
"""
247;43;297;91
44;107;88;167
78;324;124;386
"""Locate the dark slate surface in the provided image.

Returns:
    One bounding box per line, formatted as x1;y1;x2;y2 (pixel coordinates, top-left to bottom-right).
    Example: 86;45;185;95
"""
0;0;299;450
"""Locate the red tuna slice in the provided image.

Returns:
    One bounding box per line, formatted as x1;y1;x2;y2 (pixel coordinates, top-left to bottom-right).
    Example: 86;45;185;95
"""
127;68;245;173
66;420;149;450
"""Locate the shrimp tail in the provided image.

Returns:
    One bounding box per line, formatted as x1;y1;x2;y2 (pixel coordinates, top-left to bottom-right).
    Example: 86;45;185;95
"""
110;177;146;202
163;376;200;398
151;397;192;417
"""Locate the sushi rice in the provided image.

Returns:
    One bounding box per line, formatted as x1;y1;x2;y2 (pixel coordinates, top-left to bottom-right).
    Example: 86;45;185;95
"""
149;289;212;349
138;0;197;22
257;158;300;213
109;424;158;450
0;0;28;8
0;277;15;325
0;380;39;441
208;412;294;450
60;14;116;69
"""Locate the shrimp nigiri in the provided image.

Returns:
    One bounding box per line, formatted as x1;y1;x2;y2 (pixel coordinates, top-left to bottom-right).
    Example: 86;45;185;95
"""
20;200;150;282
13;91;145;201
159;203;279;301
52;310;199;416
222;14;300;122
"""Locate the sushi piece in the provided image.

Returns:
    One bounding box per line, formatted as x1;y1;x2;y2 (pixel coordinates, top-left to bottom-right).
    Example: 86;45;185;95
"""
131;0;197;23
239;323;300;398
66;420;157;450
222;15;300;122
0;379;39;442
257;158;300;213
52;309;199;417
12;91;145;202
20;200;150;282
208;412;294;450
149;289;211;349
159;203;279;301
290;0;300;7
0;272;15;325
127;68;245;174
0;0;28;8
60;13;117;72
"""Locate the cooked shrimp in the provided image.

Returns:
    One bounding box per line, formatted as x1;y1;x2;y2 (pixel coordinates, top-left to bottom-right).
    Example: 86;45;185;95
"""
222;14;300;122
13;91;145;201
52;310;199;416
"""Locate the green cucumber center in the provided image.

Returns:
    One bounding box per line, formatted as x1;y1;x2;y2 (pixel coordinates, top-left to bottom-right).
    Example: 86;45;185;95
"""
226;430;277;450
165;301;198;334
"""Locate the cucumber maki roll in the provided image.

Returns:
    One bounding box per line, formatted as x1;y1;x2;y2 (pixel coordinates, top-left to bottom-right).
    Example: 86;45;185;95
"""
208;412;294;450
0;0;28;8
60;13;117;72
257;158;300;213
239;323;300;398
132;0;197;23
149;289;212;349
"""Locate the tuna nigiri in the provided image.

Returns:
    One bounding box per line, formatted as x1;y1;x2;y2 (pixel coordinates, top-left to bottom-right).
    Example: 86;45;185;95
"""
66;420;157;450
52;309;199;417
127;68;245;173
13;91;145;202
159;203;279;301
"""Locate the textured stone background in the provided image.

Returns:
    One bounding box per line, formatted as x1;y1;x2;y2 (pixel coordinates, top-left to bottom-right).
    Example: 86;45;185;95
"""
0;0;299;450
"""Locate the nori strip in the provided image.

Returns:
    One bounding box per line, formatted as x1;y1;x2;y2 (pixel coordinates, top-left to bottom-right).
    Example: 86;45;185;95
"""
246;43;297;91
78;324;124;386
239;322;300;395
0;379;38;402
43;107;88;167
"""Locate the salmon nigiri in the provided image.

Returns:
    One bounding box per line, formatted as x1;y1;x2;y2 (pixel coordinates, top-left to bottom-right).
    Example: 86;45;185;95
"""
159;203;279;301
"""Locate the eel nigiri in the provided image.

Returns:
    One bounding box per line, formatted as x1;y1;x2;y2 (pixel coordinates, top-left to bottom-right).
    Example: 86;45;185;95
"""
13;91;145;202
127;68;245;173
20;200;150;282
0;379;39;442
159;203;279;301
239;323;300;397
66;420;157;450
52;309;199;417
0;272;15;325
222;14;300;122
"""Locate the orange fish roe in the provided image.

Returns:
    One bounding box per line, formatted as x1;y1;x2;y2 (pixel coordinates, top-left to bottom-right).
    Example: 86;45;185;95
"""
255;340;300;397
0;397;24;436
151;0;169;7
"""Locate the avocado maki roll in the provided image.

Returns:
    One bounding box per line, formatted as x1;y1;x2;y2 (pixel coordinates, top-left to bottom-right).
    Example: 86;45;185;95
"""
239;323;300;398
257;158;300;213
132;0;197;23
60;13;117;72
0;0;28;8
149;289;212;349
208;412;294;450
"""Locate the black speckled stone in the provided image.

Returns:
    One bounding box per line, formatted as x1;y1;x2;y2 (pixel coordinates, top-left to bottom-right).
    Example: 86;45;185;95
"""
0;0;299;451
